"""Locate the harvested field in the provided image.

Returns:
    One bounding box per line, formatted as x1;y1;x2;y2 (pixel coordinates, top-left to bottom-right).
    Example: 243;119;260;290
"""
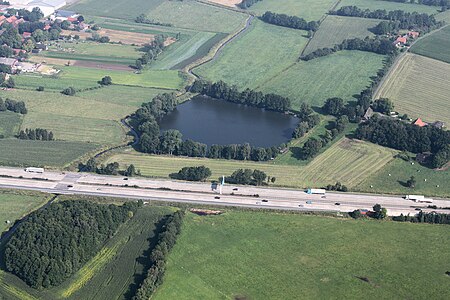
106;138;395;188
61;29;157;45
303;15;379;55
207;0;241;7
411;25;450;64
375;53;450;125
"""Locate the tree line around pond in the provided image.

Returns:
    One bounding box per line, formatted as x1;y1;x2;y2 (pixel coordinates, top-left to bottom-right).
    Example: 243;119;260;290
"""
3;200;142;289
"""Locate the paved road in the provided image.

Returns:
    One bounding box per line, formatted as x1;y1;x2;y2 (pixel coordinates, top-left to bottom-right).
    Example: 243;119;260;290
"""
0;167;449;216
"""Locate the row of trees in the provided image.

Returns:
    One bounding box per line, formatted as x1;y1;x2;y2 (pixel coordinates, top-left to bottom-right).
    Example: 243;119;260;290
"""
238;0;263;9
135;14;172;27
261;11;319;31
133;210;185;299
132;93;282;162
380;0;449;8
4;200;142;288
325;181;348;192
169;166;212;181
225;168;270;186
323;97;394;117
135;35;167;69
78;158;139;176
191;80;291;112
301;37;397;61
393;211;450;224
351;204;387;219
18;128;54;141
0;98;27;114
356;117;450;168
300;115;349;160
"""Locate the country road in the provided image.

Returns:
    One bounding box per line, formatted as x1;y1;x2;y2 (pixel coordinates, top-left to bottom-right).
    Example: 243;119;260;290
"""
1;167;449;216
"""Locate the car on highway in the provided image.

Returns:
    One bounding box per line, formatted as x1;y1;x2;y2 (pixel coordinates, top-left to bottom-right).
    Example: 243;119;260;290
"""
262;199;268;203
233;188;239;191
67;185;73;188
306;201;312;204
214;196;221;199
335;202;341;206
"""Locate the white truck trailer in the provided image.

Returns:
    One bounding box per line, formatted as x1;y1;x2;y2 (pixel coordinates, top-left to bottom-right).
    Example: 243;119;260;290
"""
405;195;433;203
25;167;44;174
306;188;326;195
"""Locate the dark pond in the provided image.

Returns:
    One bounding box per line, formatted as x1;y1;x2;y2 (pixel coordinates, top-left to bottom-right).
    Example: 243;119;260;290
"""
159;96;299;147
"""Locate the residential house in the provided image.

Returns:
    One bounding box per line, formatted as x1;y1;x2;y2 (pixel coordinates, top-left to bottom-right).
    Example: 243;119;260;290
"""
22;32;32;39
408;31;419;39
413;118;427;127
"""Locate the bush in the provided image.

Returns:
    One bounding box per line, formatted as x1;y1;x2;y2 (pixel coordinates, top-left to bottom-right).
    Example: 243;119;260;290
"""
36;86;44;91
169;166;212;181
100;76;112;85
61;87;76;96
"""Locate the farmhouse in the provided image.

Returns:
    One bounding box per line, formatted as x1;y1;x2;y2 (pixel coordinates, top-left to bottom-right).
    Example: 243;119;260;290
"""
408;31;419;39
413;118;427;127
0;57;18;68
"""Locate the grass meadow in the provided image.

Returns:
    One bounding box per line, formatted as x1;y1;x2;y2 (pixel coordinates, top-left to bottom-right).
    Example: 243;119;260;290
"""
411;25;450;64
259;50;386;108
375;53;450;125
106;137;395;189
249;0;337;20
303;15;379;55
337;0;439;14
356;158;450;198
0;139;99;167
154;210;450;299
0;112;22;138
194;20;308;90
0;190;49;233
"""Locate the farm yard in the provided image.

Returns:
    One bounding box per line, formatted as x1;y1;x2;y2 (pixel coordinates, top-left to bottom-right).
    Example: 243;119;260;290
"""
154;211;450;299
105;137;395;189
303;16;379;55
375;53;450;125
411;25;450;64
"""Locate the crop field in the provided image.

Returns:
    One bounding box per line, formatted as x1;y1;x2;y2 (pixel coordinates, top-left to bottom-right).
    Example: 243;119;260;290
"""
0;190;49;233
14;74;98;91
150;32;217;70
249;0;337;20
67;0;165;21
154;211;450;299
375;53;450;125
336;0;439;14
146;0;248;33
357;158;450;198
411;25;450;64
60;29;156;45
0;112;22;138
106;138;395;188
0;139;98;167
194;20;308;90
303;16;379;55
436;9;450;23
259;50;385;108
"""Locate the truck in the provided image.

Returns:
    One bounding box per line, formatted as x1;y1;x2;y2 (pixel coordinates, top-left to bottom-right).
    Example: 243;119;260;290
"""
25;167;44;174
306;188;326;195
405;195;425;202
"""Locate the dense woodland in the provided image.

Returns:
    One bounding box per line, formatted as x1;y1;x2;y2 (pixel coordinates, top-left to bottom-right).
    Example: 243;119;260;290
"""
238;0;263;9
191;80;291;112
0;98;27;114
4;200;142;289
356;117;450;168
18;128;54;141
131;92;286;162
301;37;397;61
261;11;319;31
133;211;184;300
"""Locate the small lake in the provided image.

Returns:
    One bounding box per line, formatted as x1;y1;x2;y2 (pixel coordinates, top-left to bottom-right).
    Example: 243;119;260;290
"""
159;96;299;147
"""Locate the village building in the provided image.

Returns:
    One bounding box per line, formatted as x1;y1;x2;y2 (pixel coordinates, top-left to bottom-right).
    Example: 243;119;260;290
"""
413;118;427;127
408;31;420;39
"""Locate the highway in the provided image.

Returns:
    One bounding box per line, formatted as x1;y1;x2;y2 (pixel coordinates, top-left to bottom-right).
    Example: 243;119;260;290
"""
0;167;449;216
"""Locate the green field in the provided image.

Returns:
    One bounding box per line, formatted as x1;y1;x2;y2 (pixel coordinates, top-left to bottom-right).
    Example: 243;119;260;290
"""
250;0;337;20
436;9;450;23
411;25;450;64
0;139;98;167
259;50;386;108
303;15;379;55
68;0;165;21
337;0;439;14
154;211;450;299
0;112;22;138
39;42;142;66
0;190;49;233
375;53;450;125
106;138;395;188
14;74;98;92
0;205;172;300
194;19;308;92
357;158;450;198
146;0;248;33
151;32;217;70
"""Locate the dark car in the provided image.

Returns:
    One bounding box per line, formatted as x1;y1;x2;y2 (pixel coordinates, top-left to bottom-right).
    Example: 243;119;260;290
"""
233;188;239;191
123;178;129;181
262;199;269;203
214;196;221;199
335;202;341;206
67;185;73;188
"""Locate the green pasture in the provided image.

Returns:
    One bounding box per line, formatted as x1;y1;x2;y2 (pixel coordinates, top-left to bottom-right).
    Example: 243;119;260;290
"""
0;139;98;167
250;0;337;20
337;0;439;14
303;15;379;54
194;19;308;90
0;112;22;138
357;158;450;198
411;25;450;64
154;210;450;299
259;50;385;108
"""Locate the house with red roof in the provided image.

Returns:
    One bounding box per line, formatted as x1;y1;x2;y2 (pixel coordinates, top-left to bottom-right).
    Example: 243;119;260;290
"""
23;32;32;39
408;31;419;39
413;118;427;127
0;15;6;26
5;16;17;24
395;36;407;44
